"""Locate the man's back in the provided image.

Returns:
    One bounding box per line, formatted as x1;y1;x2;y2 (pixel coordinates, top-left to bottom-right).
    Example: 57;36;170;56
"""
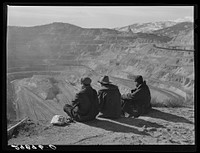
83;86;99;119
72;85;99;121
133;81;151;109
121;81;151;116
98;84;121;119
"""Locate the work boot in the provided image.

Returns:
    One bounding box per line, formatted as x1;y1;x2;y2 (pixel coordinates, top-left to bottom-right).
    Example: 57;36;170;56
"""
120;110;125;117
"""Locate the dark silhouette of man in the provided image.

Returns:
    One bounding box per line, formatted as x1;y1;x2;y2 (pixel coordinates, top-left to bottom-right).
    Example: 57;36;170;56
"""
121;75;152;118
63;77;99;122
97;76;121;119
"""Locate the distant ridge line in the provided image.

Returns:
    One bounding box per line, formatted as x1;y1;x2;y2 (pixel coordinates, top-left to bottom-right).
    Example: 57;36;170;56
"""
153;44;194;52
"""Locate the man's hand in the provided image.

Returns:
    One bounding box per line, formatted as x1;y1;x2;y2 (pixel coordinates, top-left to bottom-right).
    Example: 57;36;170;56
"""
131;89;137;93
121;94;126;99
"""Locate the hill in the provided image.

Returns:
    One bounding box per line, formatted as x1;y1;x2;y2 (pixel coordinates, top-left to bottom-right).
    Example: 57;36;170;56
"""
8;106;194;145
6;20;195;146
7;72;194;145
114;21;177;33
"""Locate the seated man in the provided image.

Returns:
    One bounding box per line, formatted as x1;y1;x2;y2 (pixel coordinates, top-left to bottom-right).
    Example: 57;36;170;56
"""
63;77;99;122
121;75;152;118
97;76;121;119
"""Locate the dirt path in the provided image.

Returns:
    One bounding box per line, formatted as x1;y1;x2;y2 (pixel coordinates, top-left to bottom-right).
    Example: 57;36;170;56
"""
8;107;195;145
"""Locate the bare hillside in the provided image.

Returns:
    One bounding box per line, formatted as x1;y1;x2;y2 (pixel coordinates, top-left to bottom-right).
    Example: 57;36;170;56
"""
7;71;195;145
8;107;194;145
6;21;195;146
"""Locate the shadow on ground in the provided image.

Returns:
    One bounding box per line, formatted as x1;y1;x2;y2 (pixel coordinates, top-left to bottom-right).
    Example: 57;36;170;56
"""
142;108;193;124
112;117;165;129
83;107;193;136
84;118;152;136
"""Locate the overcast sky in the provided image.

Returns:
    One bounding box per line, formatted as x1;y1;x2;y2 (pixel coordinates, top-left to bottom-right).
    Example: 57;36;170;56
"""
7;6;194;28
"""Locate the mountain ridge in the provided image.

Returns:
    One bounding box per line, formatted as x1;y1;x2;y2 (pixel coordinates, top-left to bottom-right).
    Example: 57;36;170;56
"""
114;21;178;33
7;19;194;106
6;18;195;146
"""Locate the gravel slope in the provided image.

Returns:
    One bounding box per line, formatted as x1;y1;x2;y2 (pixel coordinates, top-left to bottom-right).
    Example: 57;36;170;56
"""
8;107;195;145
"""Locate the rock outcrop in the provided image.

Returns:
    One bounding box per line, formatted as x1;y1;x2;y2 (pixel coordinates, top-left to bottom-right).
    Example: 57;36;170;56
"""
7;21;194;123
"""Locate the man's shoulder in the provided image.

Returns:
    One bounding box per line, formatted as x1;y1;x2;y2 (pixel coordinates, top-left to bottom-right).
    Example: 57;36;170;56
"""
99;86;120;95
98;86;109;93
141;83;150;91
77;87;89;94
98;87;107;92
92;88;97;93
82;86;98;94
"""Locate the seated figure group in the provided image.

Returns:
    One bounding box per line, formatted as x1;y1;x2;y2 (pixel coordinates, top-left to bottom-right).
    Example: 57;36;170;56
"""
63;75;152;122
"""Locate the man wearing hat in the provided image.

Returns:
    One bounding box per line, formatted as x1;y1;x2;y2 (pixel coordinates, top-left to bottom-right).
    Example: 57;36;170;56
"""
97;75;121;119
121;75;152;118
63;77;99;122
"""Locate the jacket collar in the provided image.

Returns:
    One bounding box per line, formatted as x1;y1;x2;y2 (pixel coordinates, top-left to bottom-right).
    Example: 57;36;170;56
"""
100;84;117;90
81;85;91;90
136;81;146;89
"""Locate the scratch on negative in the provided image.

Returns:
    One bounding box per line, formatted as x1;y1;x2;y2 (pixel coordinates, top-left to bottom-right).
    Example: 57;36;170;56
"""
71;132;113;144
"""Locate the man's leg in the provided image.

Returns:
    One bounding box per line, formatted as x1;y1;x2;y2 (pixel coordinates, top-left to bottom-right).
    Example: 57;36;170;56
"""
122;100;141;118
63;104;74;118
121;99;126;116
63;104;81;121
131;104;141;118
122;100;134;115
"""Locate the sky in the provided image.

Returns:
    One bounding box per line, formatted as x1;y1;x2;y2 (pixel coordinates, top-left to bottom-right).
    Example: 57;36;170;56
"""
7;6;194;28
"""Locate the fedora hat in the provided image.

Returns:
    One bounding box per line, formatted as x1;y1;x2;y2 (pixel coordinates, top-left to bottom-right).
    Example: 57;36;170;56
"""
98;76;112;84
81;77;91;85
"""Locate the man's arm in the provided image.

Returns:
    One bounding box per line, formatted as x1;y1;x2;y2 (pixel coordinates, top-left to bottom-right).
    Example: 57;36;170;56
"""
98;90;105;111
131;88;137;93
93;89;100;112
130;87;143;101
121;93;133;100
121;87;142;100
71;92;82;108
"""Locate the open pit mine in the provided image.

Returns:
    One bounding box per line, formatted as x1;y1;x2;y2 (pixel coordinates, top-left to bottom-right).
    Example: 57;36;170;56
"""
6;21;195;145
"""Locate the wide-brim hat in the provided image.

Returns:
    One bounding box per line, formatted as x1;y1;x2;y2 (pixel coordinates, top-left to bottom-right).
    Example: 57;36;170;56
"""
98;75;112;84
81;77;91;85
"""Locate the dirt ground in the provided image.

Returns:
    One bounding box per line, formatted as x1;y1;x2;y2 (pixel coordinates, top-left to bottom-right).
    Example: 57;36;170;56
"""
8;106;195;146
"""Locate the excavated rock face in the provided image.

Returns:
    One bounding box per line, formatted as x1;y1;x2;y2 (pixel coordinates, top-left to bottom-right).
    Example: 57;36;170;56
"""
8;75;71;122
7;21;194;123
6;66;96;123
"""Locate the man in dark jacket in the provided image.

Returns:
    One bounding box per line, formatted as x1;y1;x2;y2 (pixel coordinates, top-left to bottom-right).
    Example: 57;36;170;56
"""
63;77;99;122
97;76;121;119
121;75;152;118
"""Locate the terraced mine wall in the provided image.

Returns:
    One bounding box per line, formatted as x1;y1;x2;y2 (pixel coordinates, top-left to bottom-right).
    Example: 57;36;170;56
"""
6;22;194;133
153;44;194;52
7;63;192;126
7;65;91;122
